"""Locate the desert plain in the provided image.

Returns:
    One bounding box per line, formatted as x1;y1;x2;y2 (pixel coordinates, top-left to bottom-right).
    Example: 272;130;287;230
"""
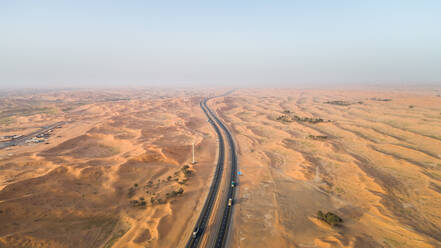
1;87;441;248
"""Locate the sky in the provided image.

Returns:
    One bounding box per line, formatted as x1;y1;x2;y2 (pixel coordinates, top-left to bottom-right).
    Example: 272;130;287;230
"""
1;0;441;88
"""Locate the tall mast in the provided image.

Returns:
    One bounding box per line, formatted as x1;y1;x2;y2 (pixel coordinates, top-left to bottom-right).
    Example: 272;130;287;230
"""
192;142;195;164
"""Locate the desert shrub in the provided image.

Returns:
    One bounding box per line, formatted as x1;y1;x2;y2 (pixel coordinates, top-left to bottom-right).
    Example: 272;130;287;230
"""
184;170;193;177
308;135;328;140
134;183;138;187
146;181;153;188
276;115;292;122
177;187;184;194
370;98;392;101
317;211;343;226
324;100;351;106
128;187;136;198
181;165;193;177
317;210;325;220
166;191;177;198
167;176;172;181
325;213;342;226
130;199;146;208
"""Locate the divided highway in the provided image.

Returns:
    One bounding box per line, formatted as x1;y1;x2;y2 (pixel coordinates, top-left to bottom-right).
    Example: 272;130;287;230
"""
186;98;226;248
0;121;65;150
186;96;237;248
211;101;237;248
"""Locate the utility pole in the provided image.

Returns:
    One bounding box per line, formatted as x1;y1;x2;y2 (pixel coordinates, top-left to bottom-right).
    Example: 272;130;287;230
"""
192;142;196;164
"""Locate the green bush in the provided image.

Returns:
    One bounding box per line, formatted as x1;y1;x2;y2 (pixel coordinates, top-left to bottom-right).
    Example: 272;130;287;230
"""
317;211;343;226
127;187;136;198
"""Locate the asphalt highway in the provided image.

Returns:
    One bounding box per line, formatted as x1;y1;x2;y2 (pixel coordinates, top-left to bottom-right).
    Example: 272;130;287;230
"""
0;121;65;150
186;94;237;248
185;99;226;248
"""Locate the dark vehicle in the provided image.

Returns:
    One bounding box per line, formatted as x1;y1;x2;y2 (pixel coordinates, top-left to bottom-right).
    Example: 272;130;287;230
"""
192;227;200;239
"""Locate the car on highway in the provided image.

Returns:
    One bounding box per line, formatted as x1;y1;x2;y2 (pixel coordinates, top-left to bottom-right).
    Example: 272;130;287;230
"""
228;198;233;206
192;227;200;239
231;181;236;187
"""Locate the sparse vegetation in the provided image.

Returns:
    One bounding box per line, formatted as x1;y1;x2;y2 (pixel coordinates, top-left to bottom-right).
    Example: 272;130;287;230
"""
146;180;153;188
127;187;136;198
277;114;326;124
182;165;193;177
276;115;293;122
317;211;343;226
308;135;328;140
324;100;352;106
166;188;184;199
370;98;392;101
130;196;147;208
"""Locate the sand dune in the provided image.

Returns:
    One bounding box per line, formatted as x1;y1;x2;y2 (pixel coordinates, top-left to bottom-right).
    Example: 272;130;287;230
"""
1;88;441;247
0;89;217;248
214;89;441;248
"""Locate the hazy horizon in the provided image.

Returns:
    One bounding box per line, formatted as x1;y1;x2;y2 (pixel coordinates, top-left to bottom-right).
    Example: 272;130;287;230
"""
1;1;441;88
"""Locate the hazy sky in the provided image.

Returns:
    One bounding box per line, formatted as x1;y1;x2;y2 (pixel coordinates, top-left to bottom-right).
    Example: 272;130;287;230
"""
1;1;441;88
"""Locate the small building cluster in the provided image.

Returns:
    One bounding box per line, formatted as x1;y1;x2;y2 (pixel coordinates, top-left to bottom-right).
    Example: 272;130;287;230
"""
25;129;53;144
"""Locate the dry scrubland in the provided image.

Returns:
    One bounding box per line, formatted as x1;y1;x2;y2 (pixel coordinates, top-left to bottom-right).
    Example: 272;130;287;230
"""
209;88;441;248
0;89;219;248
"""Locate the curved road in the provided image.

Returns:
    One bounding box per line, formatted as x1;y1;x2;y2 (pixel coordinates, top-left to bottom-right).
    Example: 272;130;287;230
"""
186;98;225;248
186;95;237;248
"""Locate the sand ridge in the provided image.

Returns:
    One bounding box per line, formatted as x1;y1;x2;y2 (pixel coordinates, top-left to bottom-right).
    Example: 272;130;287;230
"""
212;89;441;248
0;89;219;248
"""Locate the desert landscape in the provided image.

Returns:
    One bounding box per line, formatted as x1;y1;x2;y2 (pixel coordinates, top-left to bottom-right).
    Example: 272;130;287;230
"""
1;87;441;248
208;87;441;248
3;1;440;247
0;88;222;248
